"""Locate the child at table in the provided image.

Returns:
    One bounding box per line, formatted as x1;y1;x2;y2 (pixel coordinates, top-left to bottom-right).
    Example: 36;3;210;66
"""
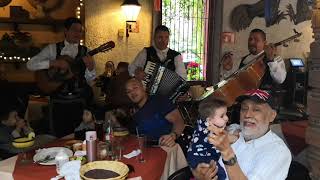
187;97;229;180
0;109;34;158
74;109;95;140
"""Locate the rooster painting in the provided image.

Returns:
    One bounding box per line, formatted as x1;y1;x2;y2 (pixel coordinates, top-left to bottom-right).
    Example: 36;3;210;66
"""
286;0;312;25
230;0;286;32
230;0;313;32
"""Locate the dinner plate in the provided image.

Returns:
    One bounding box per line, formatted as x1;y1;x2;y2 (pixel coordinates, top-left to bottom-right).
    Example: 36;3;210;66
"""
33;147;73;165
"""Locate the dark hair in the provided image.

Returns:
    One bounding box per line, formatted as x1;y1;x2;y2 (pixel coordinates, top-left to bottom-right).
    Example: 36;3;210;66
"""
250;28;266;41
154;25;170;35
198;96;227;119
105;61;115;68
64;17;82;30
117;62;129;69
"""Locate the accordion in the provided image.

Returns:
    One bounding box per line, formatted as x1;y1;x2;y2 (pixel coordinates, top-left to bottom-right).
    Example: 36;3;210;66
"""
143;61;190;102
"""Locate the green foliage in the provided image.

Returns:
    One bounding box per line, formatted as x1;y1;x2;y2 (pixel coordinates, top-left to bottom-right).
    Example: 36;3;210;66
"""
162;0;206;81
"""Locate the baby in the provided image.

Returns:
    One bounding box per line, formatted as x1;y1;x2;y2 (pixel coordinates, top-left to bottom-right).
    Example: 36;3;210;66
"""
187;96;228;180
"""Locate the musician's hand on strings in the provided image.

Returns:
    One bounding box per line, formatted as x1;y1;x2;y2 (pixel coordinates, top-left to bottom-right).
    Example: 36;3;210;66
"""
83;55;94;71
134;68;146;80
264;43;277;61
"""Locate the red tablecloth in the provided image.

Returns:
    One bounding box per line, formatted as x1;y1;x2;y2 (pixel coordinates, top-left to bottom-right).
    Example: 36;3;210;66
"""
13;136;166;180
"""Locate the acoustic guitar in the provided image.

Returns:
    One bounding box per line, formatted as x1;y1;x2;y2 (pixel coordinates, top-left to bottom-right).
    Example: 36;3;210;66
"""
35;41;115;94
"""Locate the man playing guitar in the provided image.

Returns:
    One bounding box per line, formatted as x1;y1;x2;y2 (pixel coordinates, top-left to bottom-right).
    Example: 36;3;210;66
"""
27;17;96;137
27;17;96;101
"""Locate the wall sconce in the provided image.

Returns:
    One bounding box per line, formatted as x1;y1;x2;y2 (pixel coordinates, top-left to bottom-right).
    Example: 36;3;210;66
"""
121;0;141;37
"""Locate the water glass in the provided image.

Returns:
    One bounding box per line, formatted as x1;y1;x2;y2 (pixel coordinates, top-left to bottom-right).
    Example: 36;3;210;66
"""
137;135;146;163
111;145;123;161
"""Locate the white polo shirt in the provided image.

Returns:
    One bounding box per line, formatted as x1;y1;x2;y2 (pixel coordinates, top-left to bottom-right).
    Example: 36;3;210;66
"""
229;130;292;180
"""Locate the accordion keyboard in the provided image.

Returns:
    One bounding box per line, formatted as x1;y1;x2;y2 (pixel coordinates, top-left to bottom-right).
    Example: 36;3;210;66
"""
143;61;158;87
143;61;189;102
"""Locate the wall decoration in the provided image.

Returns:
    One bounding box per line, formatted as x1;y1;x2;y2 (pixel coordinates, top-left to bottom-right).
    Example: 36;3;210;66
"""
0;0;11;7
287;0;312;25
222;32;235;44
230;0;286;32
27;0;64;18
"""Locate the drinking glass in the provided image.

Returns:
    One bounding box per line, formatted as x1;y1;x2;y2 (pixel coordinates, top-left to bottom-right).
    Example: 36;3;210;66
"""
97;142;108;160
137;134;146;163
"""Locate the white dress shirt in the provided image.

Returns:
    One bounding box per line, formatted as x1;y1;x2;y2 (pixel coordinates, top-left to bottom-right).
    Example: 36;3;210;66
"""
27;40;96;82
228;130;292;180
242;54;287;84
128;47;187;80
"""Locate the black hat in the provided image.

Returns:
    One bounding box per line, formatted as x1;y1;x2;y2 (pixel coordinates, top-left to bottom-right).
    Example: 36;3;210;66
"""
236;89;275;109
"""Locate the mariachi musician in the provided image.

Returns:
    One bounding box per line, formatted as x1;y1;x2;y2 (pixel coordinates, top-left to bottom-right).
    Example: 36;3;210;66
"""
27;17;95;137
221;28;287;90
27;17;96;101
128;25;187;80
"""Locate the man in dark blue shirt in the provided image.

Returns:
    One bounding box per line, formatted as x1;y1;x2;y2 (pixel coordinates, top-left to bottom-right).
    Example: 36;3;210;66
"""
125;78;184;147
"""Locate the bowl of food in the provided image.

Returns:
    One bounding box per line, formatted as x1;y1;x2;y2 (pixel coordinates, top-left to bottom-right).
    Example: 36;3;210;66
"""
80;161;129;180
12;132;35;148
113;127;129;137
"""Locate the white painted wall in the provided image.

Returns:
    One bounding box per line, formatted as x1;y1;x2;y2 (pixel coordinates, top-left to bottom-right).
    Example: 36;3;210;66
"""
85;0;153;75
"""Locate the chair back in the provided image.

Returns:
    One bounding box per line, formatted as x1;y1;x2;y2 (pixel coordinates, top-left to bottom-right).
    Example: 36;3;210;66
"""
168;166;193;180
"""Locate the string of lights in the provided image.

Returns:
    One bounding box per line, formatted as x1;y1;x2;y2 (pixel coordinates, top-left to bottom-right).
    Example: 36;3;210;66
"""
0;0;85;62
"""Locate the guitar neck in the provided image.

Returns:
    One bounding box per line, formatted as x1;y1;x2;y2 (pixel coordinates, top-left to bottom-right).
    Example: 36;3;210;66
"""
87;49;99;56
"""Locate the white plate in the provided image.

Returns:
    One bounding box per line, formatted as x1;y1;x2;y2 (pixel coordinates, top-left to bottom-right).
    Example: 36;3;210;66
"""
33;147;73;165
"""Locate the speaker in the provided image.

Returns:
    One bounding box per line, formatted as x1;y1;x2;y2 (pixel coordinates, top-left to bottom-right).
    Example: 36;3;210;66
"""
289;71;307;105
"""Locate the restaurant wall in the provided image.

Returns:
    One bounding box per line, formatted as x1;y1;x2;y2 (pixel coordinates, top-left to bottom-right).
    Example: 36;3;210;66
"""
0;0;79;82
222;0;313;70
85;0;153;75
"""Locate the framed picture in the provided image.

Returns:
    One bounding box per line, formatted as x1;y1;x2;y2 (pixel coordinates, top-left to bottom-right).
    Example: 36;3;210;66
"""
222;32;235;44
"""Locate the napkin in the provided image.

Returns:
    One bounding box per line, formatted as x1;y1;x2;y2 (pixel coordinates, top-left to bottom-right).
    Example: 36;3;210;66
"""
127;176;142;180
60;160;81;180
123;149;141;159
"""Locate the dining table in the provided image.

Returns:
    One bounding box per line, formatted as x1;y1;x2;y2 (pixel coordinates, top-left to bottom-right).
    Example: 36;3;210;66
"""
0;134;188;180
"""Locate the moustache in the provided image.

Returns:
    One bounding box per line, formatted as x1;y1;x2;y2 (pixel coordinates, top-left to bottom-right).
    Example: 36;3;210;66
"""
248;47;257;53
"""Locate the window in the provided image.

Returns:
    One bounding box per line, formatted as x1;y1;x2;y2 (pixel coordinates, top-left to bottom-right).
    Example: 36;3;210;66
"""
162;0;209;81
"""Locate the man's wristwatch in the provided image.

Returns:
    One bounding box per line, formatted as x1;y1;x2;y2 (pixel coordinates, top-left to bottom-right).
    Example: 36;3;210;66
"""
222;154;237;166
